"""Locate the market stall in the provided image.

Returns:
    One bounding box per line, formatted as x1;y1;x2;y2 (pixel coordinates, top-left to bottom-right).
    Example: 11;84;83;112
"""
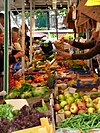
0;0;100;133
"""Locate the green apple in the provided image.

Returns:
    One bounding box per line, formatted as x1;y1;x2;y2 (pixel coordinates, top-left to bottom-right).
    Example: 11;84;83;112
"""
95;103;100;109
83;95;89;100
64;93;72;98
67;97;74;104
75;98;82;104
60;101;67;108
58;94;65;101
73;92;80;99
97;108;100;113
88;107;95;113
85;97;92;103
58;109;64;114
86;102;94;108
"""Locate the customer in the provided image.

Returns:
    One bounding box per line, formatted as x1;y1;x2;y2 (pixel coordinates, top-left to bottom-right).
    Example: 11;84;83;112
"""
12;27;22;55
0;13;24;72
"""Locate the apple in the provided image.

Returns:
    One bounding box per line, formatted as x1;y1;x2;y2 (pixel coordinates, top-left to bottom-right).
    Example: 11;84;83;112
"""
58;109;64;114
75;98;82;104
86;101;94;108
67;97;74;104
60;101;67;108
73;92;80;99
95;103;100;109
64;104;70;111
64;93;72;98
58;94;65;101
78;102;86;110
54;104;61;111
70;103;78;114
85;97;92;103
87;107;95;113
78;109;86;114
97;108;100;113
64;111;71;118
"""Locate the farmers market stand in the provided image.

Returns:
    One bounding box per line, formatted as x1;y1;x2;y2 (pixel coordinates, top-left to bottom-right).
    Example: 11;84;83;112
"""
0;0;100;133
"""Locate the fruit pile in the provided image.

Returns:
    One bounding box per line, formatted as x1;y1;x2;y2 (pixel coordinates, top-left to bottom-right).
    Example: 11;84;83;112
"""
54;92;100;118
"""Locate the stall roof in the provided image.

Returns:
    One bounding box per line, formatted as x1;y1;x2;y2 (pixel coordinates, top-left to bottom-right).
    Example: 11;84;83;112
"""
77;13;90;26
77;0;100;23
0;0;69;10
81;6;100;23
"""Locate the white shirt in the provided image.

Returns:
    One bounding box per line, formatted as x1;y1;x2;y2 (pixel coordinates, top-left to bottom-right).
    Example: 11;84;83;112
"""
12;42;21;51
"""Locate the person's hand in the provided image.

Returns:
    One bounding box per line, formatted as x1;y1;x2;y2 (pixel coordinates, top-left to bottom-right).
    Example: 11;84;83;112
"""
14;51;24;59
67;39;73;45
58;50;72;60
53;40;64;51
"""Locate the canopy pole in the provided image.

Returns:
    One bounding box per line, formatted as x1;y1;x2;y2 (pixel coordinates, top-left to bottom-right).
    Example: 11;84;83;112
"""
4;0;9;94
55;10;58;39
30;0;33;63
21;0;25;78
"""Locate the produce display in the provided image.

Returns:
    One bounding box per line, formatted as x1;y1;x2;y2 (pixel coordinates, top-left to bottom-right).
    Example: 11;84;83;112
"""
54;91;100;116
1;35;100;133
6;83;49;99
57;113;100;133
0;105;50;133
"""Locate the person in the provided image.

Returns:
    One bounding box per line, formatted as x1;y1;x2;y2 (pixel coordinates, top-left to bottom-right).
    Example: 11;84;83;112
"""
0;13;24;72
12;27;22;55
25;24;30;57
54;22;100;61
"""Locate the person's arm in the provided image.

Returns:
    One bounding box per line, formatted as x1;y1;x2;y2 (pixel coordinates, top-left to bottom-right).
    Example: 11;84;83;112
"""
72;40;100;60
9;51;24;64
70;40;96;50
57;40;100;60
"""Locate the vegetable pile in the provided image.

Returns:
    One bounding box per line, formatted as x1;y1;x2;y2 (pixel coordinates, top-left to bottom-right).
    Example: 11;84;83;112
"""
0;105;49;133
6;83;49;99
57;113;100;133
0;104;18;121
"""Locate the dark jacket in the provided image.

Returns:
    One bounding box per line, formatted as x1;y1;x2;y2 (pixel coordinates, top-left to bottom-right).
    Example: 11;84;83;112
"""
71;39;100;60
0;47;16;72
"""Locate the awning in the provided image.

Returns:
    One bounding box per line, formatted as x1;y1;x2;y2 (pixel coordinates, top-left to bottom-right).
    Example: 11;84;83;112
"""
81;6;100;23
77;0;100;23
77;13;90;26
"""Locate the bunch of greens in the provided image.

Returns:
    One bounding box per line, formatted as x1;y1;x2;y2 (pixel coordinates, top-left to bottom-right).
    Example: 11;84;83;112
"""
6;83;49;99
0;104;18;121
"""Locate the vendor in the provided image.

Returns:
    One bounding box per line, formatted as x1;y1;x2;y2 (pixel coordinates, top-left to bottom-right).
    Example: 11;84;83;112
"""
54;22;100;60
